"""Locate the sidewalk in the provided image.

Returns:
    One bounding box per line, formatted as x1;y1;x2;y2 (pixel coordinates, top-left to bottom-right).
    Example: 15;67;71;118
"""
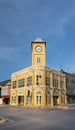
0;117;7;124
0;104;75;110
56;104;75;110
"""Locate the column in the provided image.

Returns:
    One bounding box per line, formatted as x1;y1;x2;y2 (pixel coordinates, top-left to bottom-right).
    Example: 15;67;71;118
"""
64;78;67;105
58;75;61;105
16;92;18;106
58;91;61;105
24;90;26;107
51;89;53;106
42;90;46;107
50;73;53;106
32;88;34;107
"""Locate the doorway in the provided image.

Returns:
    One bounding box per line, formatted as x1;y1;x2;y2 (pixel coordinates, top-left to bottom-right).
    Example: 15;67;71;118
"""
18;96;24;105
53;96;58;106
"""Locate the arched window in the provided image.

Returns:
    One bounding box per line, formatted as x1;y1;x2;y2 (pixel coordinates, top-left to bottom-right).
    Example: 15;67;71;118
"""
36;75;42;85
46;92;51;104
27;90;32;104
12;95;16;103
28;90;30;97
61;94;65;104
36;93;42;104
37;57;40;63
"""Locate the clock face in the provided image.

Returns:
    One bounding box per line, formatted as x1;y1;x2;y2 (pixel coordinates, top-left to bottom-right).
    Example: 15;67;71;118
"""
35;46;42;52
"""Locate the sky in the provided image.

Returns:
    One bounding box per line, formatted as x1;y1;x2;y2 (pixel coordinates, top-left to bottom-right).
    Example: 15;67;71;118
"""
0;0;75;81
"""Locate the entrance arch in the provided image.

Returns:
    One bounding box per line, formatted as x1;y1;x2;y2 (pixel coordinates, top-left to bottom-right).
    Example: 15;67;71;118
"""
18;94;24;106
3;98;10;104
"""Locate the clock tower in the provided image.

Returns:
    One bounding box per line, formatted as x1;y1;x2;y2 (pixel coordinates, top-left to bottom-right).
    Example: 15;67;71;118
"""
31;38;46;66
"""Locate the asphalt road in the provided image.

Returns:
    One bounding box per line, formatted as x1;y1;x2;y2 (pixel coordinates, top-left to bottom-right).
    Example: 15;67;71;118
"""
0;106;75;130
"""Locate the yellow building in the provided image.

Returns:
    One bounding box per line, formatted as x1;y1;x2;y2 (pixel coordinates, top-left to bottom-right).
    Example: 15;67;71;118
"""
10;38;67;107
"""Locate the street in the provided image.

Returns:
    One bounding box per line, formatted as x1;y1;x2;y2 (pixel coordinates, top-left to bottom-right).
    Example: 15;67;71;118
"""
0;106;75;130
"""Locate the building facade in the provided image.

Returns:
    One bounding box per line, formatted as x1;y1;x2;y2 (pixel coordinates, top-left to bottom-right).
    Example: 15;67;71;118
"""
61;70;75;103
10;38;67;107
0;80;11;104
0;85;2;104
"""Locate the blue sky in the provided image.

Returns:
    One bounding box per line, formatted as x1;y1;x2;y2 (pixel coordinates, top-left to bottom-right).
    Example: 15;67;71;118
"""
0;0;75;81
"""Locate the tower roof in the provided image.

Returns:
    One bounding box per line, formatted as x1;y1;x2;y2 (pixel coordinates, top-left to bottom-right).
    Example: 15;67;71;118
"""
31;38;46;48
32;38;45;43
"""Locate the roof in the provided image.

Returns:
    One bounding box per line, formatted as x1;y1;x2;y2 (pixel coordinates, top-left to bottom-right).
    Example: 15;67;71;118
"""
60;69;75;77
0;79;11;86
31;38;46;48
32;38;45;42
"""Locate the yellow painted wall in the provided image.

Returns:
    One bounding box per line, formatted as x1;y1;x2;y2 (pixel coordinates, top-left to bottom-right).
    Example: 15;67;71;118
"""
10;66;67;107
10;40;67;107
32;42;46;66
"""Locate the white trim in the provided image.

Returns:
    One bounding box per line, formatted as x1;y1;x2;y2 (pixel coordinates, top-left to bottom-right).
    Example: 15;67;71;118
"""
18;94;24;96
